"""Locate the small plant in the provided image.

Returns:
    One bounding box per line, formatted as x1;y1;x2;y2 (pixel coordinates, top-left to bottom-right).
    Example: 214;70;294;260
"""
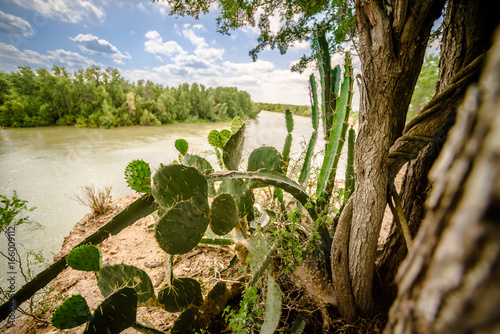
71;185;112;215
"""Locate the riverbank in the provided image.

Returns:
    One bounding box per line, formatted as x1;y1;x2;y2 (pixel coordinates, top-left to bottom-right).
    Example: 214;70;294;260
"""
3;194;239;333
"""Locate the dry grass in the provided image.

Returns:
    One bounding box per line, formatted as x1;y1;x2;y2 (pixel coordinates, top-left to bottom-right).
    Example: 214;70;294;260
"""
72;185;112;215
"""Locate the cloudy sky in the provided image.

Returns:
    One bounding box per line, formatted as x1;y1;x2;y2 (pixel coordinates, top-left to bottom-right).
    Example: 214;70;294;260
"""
0;0;318;104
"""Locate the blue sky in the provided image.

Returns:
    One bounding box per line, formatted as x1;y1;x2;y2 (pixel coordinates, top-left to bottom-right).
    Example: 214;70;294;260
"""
0;0;317;104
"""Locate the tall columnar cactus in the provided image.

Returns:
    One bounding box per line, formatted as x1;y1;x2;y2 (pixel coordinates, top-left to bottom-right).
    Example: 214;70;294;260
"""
299;74;320;186
344;127;356;202
317;53;354;198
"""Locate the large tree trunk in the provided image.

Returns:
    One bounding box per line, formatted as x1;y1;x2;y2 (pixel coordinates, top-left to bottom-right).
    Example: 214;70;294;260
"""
384;29;500;333
333;0;445;316
376;0;498;308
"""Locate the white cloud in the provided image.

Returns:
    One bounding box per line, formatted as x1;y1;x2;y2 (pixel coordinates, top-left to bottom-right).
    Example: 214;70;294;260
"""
70;34;131;62
0;42;99;72
0;10;34;37
183;24;225;61
7;0;105;24
223;60;275;75
144;30;186;57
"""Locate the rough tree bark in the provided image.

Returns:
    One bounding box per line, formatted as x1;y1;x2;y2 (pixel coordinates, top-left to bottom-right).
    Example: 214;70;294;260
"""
384;28;500;333
376;0;499;307
332;0;446;317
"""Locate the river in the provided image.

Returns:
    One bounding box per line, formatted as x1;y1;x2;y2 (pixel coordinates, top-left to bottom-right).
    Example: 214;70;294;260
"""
0;111;341;277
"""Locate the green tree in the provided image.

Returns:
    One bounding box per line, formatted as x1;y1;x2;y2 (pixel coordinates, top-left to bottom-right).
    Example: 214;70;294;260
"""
407;54;439;120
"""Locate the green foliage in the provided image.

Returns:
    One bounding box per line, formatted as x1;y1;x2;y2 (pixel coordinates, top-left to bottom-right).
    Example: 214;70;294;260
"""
51;295;92;329
124;159;151;193
252;102;311;116
408;54;439;120
158;277;203;312
66;245;101;272
97;264;155;305
0;66;255;128
0;191;35;229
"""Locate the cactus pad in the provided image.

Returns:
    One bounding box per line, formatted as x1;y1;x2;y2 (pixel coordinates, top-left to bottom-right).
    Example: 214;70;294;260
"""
210;193;239;235
84;287;137;334
231;116;243;133
220;129;232;144
67;245;101;272
158;277;203;313
183;154;213;174
96;264;155;305
51;294;92;329
151;164;209;214
207;130;223;148
124;159;151;193
171;306;202;334
175;139;189;155
223;123;245;170
219;179;254;218
247;146;284;188
155;200;210;254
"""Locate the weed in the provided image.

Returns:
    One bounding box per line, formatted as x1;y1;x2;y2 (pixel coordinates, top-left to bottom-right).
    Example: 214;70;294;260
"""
71;185;112;215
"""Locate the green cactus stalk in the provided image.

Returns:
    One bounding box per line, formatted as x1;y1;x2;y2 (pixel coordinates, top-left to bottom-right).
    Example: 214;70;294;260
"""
344;127;356;202
66;244;101;272
317;53;354;198
299;74;319;185
51;295;92;329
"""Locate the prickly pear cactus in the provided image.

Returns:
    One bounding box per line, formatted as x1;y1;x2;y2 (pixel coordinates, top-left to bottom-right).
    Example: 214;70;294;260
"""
51;294;92;329
124;159;151;193
231;116;243;133
151;164;209;214
155;201;210;254
158;277;203;312
171;306;202;334
219;179;254;218
84;287;137;334
66;244;101;272
183;154;213;174
223;123;245;170
96;264;155;305
175;138;189;155
220;129;232;143
247;146;284;188
208;130;223;149
210;193;239;235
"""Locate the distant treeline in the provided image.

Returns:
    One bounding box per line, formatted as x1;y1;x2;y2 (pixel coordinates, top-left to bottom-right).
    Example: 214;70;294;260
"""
252;102;311;116
0;66;257;128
